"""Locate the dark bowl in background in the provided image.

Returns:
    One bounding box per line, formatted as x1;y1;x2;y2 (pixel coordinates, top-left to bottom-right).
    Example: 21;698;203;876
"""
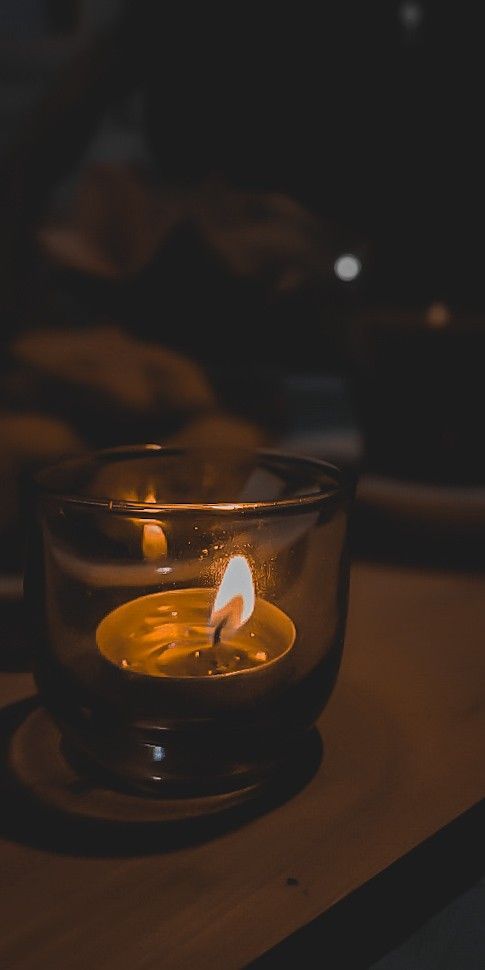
348;305;485;487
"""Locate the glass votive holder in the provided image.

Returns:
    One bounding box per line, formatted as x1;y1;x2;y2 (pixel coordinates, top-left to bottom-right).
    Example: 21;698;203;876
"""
26;445;352;800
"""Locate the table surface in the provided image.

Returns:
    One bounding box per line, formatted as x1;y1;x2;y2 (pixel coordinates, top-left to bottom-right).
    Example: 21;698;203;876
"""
1;560;484;970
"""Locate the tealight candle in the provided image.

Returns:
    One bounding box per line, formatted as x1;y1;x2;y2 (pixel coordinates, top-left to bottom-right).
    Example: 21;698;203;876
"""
97;556;295;689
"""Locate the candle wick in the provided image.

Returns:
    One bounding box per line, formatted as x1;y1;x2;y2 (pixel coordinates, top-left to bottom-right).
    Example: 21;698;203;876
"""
212;617;227;646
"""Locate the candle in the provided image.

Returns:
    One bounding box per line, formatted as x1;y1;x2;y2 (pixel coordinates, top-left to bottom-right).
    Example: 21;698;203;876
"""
32;444;350;797
96;555;295;687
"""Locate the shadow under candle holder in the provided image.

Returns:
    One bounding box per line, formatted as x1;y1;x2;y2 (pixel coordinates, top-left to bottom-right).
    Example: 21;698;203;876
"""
1;697;323;854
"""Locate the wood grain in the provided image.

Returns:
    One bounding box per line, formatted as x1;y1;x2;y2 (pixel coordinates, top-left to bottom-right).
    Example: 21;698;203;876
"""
0;562;484;970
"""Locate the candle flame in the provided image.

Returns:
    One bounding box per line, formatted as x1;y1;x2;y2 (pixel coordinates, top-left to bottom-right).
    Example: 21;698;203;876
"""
211;555;255;633
142;523;167;560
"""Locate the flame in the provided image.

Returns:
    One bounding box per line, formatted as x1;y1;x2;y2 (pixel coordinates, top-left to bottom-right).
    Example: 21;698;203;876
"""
210;555;255;633
142;523;168;560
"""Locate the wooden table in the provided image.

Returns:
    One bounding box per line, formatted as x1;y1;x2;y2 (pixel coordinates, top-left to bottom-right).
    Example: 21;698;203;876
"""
1;561;484;970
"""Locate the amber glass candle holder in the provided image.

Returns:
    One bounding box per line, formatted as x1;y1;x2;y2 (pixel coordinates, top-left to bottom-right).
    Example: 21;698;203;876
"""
27;445;352;800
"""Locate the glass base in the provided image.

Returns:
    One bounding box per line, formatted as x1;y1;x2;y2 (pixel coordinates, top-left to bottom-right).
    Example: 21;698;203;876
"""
34;638;342;799
9;704;322;823
59;712;317;799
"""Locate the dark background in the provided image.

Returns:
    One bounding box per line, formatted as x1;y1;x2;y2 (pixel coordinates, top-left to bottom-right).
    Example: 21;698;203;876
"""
1;0;485;554
2;2;484;355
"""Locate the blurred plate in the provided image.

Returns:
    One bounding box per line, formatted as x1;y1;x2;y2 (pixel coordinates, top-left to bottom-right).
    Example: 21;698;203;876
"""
357;475;485;532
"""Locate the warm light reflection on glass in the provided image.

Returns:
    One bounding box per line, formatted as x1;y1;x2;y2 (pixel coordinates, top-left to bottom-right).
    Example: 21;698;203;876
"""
142;523;168;560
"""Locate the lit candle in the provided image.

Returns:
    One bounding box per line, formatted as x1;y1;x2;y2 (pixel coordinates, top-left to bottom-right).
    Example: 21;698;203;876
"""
96;555;295;690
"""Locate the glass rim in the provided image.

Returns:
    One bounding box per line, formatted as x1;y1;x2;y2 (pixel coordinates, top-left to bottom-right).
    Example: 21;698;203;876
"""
34;444;351;516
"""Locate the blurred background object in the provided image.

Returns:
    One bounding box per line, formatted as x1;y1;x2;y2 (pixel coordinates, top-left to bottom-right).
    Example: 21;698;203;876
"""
1;0;485;573
349;303;485;485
